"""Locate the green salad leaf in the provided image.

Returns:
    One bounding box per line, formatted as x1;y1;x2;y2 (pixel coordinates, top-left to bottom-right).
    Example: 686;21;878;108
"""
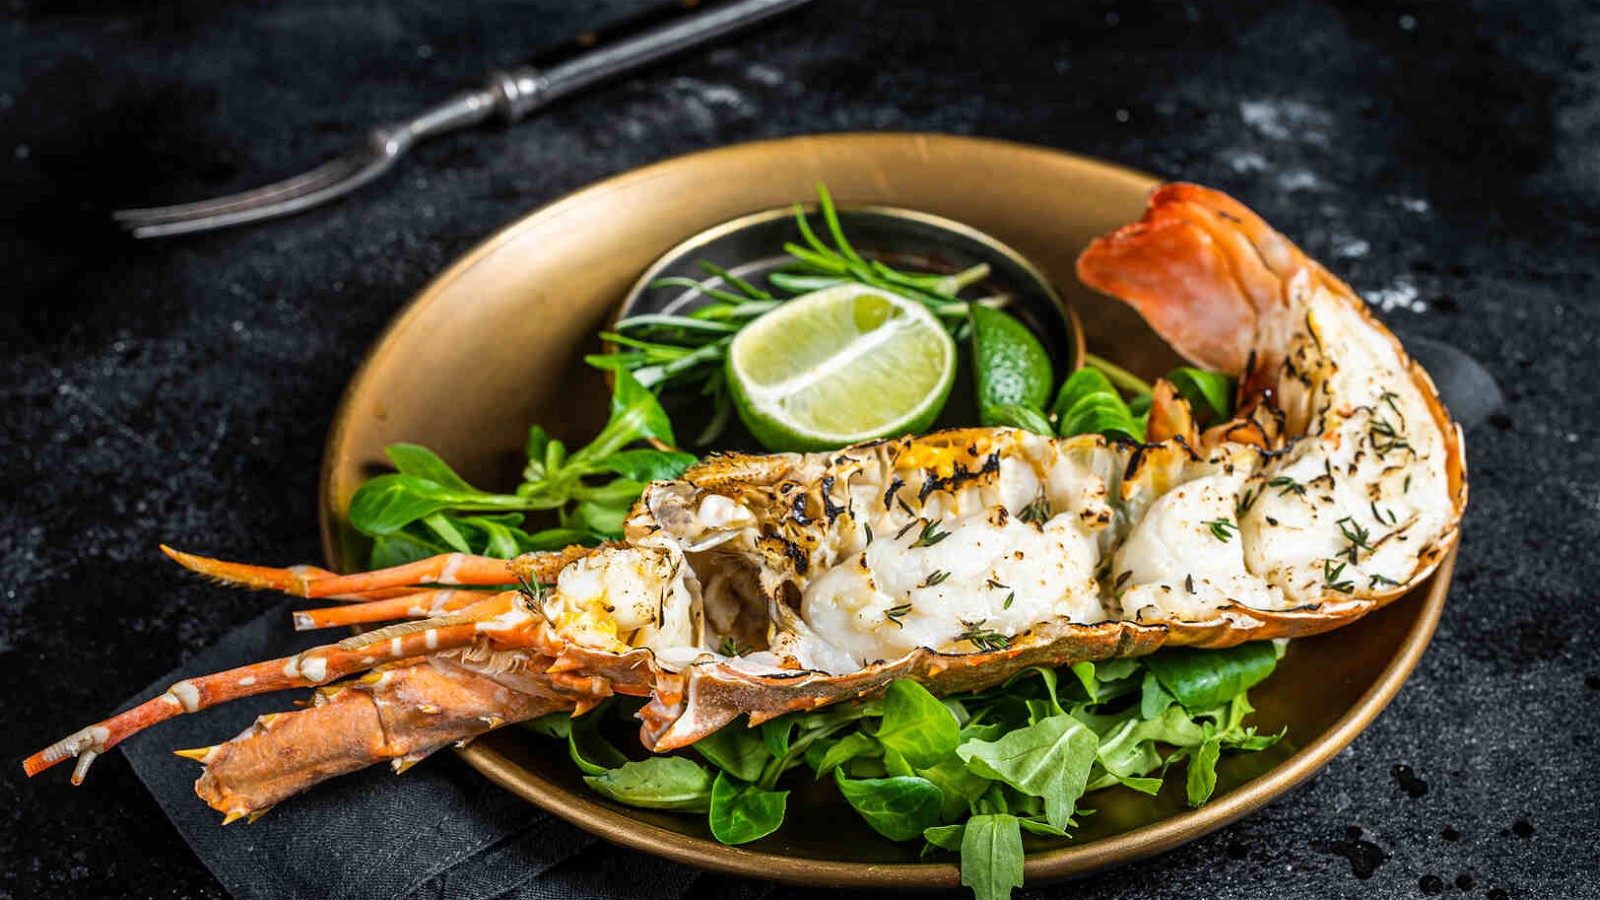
692;721;769;783
709;773;788;844
876;681;961;768
956;714;1097;830
1142;642;1279;711
834;772;944;841
1052;368;1145;441
583;757;715;811
959;815;1026;900
1166;367;1237;423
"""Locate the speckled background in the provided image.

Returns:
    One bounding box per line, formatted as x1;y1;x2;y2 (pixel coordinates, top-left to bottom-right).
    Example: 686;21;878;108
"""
3;1;1597;898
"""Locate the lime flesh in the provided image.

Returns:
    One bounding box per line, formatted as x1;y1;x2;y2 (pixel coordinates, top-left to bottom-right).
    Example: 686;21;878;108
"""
727;284;956;451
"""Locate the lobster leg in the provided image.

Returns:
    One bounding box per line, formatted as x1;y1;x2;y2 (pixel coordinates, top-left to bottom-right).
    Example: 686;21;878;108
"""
184;659;571;820
22;593;519;783
291;589;487;631
161;546;522;598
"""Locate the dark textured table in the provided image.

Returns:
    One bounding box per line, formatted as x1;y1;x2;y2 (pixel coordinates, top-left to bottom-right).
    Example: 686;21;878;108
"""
3;1;1597;898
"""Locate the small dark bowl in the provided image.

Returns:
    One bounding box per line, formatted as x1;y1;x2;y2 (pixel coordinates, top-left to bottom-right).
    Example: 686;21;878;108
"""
614;204;1084;450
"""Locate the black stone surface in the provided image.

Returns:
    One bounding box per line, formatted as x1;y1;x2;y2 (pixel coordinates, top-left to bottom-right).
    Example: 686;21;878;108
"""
3;1;1598;898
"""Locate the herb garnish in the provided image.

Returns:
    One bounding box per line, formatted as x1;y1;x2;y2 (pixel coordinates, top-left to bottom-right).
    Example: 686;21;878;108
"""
1369;416;1411;457
1269;476;1306;497
1019;492;1052;525
1236;487;1259;518
1370;501;1397;526
957;622;1012;652
1205;518;1238;542
1336;516;1373;562
910;519;950;549
884;603;913;628
1323;559;1355;594
718;636;751;657
920;570;952;589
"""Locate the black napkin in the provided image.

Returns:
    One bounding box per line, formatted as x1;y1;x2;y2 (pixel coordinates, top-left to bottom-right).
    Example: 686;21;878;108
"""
123;341;1496;899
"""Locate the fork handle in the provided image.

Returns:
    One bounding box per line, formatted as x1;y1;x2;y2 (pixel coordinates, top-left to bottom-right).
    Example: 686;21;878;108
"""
490;0;813;121
392;0;810;149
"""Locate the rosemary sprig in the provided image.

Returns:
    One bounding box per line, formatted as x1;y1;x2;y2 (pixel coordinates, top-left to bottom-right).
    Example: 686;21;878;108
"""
718;636;751;657
1269;476;1306;497
1205;518;1238;542
1336;516;1373;562
1236;487;1259;519
1323;559;1355;594
1369;416;1412;457
885;603;913;628
1370;501;1398;526
909;519;950;549
920;570;952;589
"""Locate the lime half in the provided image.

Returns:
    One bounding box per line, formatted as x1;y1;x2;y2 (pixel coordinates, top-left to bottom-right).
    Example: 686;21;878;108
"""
969;304;1054;426
727;284;956;451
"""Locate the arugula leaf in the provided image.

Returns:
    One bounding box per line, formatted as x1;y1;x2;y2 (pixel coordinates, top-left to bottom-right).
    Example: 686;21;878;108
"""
876;681;961;769
959;814;1025;900
956;714;1097;830
692;722;770;783
1142;643;1279;712
834;771;944;841
1139;669;1177;719
1166;367;1236;423
923;822;966;852
1017;817;1071;837
583;757;714;811
1093;705;1207;779
708;772;787;844
1185;737;1223;807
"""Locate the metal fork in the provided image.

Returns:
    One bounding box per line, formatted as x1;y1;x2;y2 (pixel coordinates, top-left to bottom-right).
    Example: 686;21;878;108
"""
114;0;812;238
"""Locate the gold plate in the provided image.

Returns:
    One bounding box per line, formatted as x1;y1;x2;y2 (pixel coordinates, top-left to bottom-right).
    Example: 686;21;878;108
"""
318;133;1453;888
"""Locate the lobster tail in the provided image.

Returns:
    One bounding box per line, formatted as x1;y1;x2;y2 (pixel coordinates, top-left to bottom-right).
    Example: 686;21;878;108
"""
1076;183;1310;375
